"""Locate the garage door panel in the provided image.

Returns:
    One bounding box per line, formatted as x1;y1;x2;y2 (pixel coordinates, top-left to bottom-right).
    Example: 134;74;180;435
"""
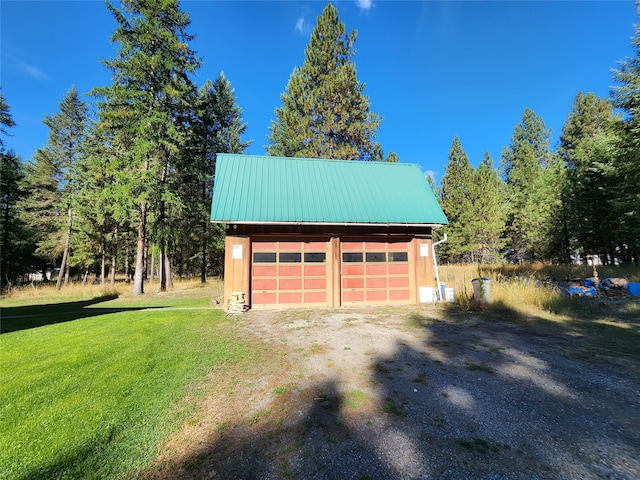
279;265;302;276
343;290;364;302
304;265;326;276
366;290;387;302
390;290;410;301
280;242;303;250
254;242;278;251
304;292;327;303
365;265;386;275
253;293;276;304
343;265;364;275
366;277;387;288
343;277;364;289
304;278;326;289
251;239;329;308
341;240;411;306
254;279;277;290
389;264;409;275
280;278;302;290
254;265;277;276
389;276;410;287
280;292;303;304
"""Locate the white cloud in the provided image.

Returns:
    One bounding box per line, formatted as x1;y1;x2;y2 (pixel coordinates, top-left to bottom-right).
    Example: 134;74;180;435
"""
18;60;49;81
355;0;372;11
424;170;437;184
295;17;305;34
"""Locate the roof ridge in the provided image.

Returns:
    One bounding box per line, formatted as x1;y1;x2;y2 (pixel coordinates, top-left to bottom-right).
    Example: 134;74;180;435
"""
217;153;421;169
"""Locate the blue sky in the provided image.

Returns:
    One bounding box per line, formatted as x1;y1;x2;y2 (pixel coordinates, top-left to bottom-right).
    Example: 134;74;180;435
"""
1;1;636;184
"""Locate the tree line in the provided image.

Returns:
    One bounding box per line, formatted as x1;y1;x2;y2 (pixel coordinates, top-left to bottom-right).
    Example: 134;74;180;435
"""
0;2;385;292
1;2;639;292
438;8;640;266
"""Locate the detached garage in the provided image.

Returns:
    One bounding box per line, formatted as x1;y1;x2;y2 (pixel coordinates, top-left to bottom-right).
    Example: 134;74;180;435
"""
210;154;448;310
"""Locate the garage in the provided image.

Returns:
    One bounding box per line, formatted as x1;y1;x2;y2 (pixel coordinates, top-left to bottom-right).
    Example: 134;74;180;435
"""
210;154;448;310
341;240;412;305
251;239;330;308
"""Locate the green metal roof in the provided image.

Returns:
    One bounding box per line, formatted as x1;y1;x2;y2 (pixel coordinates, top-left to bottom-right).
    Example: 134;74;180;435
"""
210;154;448;226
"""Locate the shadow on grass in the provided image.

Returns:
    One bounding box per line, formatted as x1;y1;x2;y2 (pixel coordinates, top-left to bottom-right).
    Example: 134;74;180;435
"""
1;295;162;334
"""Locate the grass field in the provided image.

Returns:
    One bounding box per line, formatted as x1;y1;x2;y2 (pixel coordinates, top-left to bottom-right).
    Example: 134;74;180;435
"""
2;268;639;479
0;281;257;480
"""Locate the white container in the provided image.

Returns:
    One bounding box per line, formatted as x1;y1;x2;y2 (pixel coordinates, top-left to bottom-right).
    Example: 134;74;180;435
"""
471;277;491;303
444;287;455;302
419;286;435;303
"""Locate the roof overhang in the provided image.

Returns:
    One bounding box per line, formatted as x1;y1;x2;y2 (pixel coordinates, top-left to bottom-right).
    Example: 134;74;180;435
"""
212;220;445;228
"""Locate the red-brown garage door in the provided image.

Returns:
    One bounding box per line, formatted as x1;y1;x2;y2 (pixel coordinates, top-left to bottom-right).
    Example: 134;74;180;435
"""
251;240;329;308
341;240;411;305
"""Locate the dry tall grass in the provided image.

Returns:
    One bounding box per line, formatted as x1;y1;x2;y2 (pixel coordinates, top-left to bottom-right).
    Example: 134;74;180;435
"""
438;263;640;314
1;277;224;303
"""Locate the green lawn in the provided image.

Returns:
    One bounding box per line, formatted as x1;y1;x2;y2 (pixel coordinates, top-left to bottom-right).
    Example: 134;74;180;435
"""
0;293;255;480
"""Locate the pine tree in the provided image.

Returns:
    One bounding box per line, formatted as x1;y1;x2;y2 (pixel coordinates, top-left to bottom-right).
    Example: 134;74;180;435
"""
94;0;201;294
558;92;622;263
43;86;88;289
501;108;556;262
610;4;640;263
1;150;35;287
190;73;251;282
470;153;506;263
267;2;382;161
438;137;475;262
0;92;20;288
0;90;16;151
19;148;60;277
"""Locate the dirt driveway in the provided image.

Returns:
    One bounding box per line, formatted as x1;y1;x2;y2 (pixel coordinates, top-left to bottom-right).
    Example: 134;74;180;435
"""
148;304;640;480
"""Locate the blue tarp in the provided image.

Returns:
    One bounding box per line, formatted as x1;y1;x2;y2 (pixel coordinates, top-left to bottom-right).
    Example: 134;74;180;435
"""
566;285;597;297
628;282;640;296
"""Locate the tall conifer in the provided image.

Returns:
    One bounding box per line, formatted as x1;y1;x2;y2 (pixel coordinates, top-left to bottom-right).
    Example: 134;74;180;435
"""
267;2;382;161
501;108;555;262
439;137;475;262
94;0;201;294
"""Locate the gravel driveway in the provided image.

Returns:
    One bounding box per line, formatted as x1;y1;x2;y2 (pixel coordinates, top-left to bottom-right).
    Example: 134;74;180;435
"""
149;305;640;480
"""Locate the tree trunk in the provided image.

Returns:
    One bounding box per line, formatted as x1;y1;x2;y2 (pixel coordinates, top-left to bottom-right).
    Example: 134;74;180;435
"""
150;248;155;285
56;206;73;290
110;226;118;284
133;200;147;295
160;240;167;292
201;181;208;283
165;253;173;289
101;247;106;286
125;233;131;283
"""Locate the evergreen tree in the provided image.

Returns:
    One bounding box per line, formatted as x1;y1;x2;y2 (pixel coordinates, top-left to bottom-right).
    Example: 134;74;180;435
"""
0;90;16;151
42;86;88;289
189;73;251;282
385;151;399;163
470;153;506;263
610;4;640;263
438;137;475;262
558;92;622;263
501;108;556;262
267;2;382;161
19;148;60;278
0;92;18;287
94;0;201;294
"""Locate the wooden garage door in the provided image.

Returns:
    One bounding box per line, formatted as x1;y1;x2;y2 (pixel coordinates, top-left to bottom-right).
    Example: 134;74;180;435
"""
251;240;329;308
341;241;411;305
